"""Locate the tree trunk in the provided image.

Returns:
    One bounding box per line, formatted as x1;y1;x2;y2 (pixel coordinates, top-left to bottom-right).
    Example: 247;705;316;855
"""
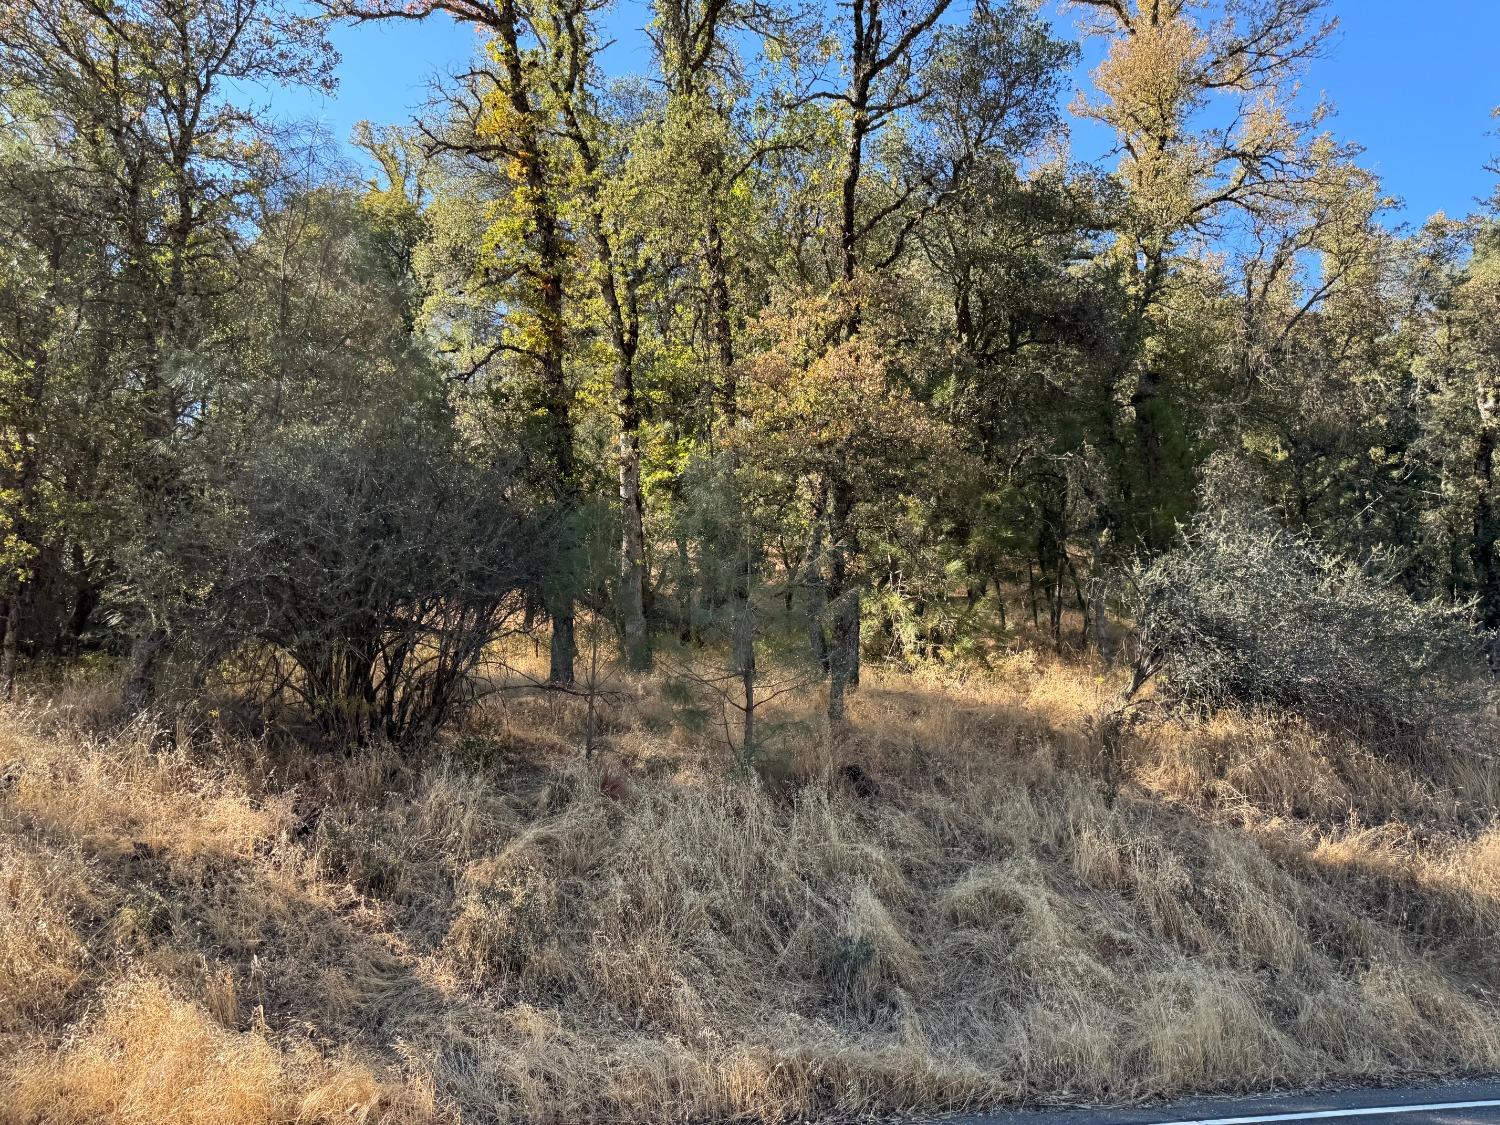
735;581;757;759
122;627;166;712
1087;528;1115;665
826;484;859;725
1;591;20;700
730;549;756;682
1472;402;1498;635
845;589;861;689
543;10;653;674
61;544;98;654
1049;557;1064;645
618;441;650;669
614;357;649;669
705;211;736;418
803;496;831;675
575;169;647;669
675;532;696;643
5;238;53;701
549;608;576;688
828;588;860;726
741;666;756;761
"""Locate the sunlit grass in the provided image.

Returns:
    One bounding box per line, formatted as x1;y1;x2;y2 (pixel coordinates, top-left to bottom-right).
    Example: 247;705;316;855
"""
2;645;1498;1123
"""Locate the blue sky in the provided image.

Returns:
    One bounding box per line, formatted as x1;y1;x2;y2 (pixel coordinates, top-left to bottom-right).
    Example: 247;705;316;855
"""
279;0;1500;227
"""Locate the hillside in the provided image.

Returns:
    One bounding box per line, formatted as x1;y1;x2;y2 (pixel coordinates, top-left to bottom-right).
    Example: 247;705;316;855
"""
3;655;1498;1124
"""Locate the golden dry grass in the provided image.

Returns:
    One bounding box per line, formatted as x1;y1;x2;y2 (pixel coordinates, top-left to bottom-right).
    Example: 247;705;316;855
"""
1;651;1498;1123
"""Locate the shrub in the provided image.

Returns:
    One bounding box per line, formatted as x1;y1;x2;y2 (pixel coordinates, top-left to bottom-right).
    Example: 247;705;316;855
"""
186;414;550;744
1125;509;1492;732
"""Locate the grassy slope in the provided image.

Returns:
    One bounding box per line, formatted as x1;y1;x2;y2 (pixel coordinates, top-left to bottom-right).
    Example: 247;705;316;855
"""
1;651;1498;1124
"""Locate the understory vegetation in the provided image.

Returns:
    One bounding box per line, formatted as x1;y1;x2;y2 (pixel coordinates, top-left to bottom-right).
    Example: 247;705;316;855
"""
3;0;1500;1119
2;647;1499;1123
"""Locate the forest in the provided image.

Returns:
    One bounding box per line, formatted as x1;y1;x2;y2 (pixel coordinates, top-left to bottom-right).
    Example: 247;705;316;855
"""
1;0;1499;1122
2;0;1499;729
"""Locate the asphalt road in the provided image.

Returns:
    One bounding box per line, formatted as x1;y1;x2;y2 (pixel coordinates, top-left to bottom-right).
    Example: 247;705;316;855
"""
912;1080;1500;1125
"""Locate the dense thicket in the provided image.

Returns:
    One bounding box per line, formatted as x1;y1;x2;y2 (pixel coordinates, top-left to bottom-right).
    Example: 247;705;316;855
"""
1127;508;1489;731
1;0;1496;735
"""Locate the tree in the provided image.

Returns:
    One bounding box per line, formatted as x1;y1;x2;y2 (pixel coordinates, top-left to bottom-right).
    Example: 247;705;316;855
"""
0;0;335;705
823;0;953;292
1408;210;1500;653
332;0;588;684
1068;0;1341;556
523;0;654;670
738;283;958;723
0;91;113;694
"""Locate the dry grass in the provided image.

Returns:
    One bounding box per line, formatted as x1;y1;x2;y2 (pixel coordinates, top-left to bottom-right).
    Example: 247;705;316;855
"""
1;650;1498;1123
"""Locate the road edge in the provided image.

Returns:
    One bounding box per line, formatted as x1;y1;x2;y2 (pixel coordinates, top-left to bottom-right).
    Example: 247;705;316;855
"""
901;1078;1500;1125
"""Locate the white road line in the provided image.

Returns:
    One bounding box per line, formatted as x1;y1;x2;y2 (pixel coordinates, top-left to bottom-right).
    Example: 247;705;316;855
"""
1145;1100;1500;1125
